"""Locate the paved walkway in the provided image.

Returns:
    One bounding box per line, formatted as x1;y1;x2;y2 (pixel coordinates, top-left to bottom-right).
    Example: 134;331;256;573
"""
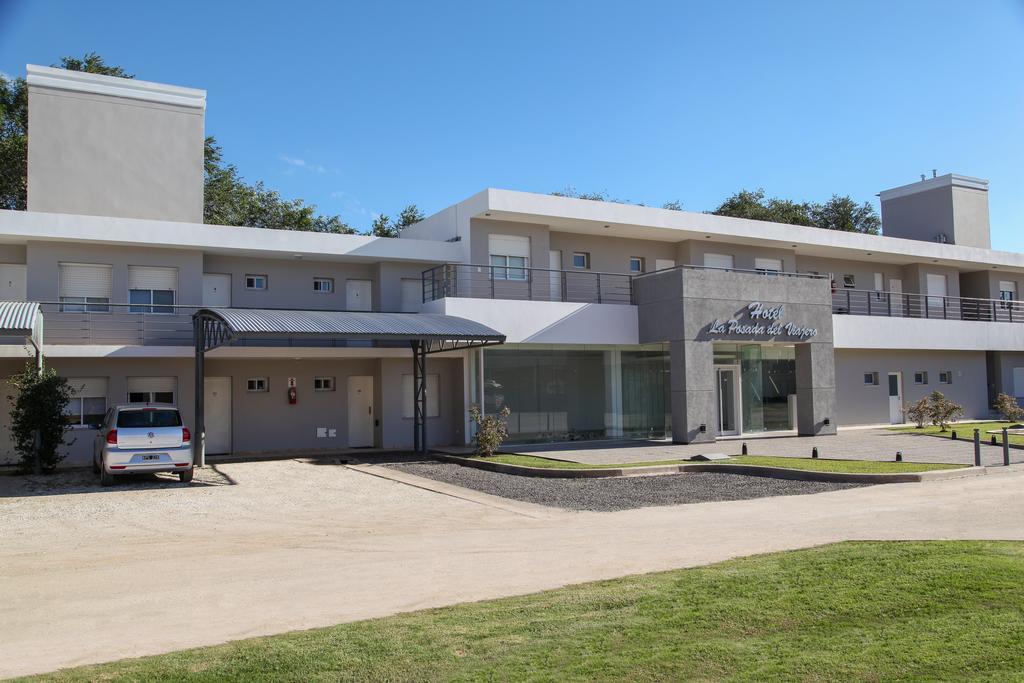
514;426;1022;466
2;458;1024;678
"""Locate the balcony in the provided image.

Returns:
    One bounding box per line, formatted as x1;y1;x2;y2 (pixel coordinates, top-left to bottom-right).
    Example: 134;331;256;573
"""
422;263;634;305
832;289;1024;323
39;302;196;346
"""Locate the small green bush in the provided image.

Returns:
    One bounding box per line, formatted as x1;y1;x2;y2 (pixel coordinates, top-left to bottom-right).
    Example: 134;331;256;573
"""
7;363;74;473
928;390;964;431
905;397;930;428
469;405;511;457
993;392;1024;423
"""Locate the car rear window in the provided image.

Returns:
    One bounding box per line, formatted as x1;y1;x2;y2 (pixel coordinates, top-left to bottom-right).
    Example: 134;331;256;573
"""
116;409;182;428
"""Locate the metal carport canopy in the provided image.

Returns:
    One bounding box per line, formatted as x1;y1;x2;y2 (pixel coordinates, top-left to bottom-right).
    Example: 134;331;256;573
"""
0;301;44;369
192;308;506;464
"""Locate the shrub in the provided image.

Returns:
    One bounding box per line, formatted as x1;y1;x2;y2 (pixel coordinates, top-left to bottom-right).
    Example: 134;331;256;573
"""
927;390;964;431
469;404;511;457
7;363;74;473
993;392;1024;423
905;397;930;428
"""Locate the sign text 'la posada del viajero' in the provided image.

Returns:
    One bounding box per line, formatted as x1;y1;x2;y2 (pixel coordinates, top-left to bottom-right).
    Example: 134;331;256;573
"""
707;302;818;340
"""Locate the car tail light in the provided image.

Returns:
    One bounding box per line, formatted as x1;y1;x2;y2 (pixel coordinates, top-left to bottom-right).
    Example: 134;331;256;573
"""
174;462;189;467
182;427;191;443
106;429;118;445
110;465;127;470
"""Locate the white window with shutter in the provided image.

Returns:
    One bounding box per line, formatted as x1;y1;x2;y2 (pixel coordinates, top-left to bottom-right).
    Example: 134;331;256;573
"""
65;377;108;427
704;253;734;270
754;257;783;274
59;263;112;312
401;373;439;418
489;234;530;281
128;266;177;313
127;376;177;404
400;278;422;312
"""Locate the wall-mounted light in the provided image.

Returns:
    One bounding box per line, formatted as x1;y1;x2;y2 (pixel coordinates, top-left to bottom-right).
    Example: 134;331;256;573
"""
823;418;831;426
699;423;707;433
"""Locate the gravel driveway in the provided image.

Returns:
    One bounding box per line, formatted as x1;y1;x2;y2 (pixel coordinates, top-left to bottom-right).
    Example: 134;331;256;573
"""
389;461;869;511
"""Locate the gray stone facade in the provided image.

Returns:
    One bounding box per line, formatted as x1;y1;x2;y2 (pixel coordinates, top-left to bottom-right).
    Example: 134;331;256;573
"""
635;267;837;443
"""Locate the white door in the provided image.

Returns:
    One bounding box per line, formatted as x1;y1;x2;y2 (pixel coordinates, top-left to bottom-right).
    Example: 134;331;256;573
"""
346;280;372;311
204;377;232;454
654;259;675;271
888;372;903;424
715;366;741;436
548;250;561;301
347;376;374;447
0;264;26;301
926;273;947;314
203;273;231;307
889;278;903;316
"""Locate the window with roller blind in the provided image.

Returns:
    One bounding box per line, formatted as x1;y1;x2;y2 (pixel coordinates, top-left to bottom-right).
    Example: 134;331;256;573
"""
488;234;530;281
126;376;177;404
64;377;108;427
59;263;112;312
128;266;177;314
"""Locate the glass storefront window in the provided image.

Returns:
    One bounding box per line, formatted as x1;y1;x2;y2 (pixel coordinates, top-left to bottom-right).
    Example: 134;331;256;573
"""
483;346;670;443
717;343;796;434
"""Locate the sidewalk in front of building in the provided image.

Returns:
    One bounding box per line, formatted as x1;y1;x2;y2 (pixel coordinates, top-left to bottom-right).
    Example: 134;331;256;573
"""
510;427;1021;467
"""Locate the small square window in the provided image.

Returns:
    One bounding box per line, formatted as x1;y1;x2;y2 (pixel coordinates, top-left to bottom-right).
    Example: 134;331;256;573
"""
939;371;953;385
572;252;590;269
843;274;856;289
247;377;269;393
864;372;879;386
313;376;335;391
914;371;929;385
313;278;334;293
245;274;268;290
629;257;644;273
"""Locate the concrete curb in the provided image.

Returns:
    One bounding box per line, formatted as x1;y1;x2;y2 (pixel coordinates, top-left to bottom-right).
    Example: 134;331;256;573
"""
440;455;987;484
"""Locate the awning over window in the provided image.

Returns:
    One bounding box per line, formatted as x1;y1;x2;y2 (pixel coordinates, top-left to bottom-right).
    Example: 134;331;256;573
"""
194;308;505;354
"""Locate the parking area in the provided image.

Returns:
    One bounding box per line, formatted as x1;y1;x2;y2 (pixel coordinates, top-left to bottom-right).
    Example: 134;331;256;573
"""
509;426;1024;467
3;456;1024;678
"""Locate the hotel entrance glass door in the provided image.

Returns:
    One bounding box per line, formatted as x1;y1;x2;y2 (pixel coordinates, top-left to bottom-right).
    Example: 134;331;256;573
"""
716;366;740;436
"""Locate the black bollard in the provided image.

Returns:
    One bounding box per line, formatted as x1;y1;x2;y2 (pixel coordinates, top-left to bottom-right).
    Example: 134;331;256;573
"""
973;429;981;467
741;442;748;455
812;446;818;459
1004;428;1011;467
951;430;957;440
991;435;998;446
895;450;903;462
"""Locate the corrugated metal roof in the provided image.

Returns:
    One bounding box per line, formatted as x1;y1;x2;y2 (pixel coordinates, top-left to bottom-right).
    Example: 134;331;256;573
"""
200;308;504;340
0;301;41;335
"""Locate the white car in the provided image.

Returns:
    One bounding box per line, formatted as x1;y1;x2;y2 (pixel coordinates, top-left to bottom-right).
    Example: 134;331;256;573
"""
93;404;194;486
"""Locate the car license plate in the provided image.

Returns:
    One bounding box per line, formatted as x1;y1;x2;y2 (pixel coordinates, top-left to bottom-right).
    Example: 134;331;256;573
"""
142;454;162;461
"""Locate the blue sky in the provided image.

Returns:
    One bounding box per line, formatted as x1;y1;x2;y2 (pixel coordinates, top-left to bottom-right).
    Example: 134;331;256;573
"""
1;0;1022;249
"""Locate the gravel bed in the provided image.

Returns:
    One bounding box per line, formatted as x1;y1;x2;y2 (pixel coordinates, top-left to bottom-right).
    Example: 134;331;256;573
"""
389;461;870;511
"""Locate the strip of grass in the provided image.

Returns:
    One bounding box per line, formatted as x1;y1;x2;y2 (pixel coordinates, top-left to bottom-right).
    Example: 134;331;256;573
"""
473;453;963;473
476;453;690;469
723;455;965;473
29;541;1024;681
890;420;1024;446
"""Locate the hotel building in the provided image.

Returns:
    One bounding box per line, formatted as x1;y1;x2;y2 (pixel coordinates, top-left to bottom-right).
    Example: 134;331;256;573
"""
1;65;1022;467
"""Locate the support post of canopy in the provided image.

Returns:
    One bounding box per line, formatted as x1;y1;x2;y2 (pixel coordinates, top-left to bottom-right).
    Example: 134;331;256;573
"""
194;316;206;468
411;339;427;456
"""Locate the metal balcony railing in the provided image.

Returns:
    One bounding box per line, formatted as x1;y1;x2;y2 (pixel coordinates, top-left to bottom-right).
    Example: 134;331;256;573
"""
422;263;634;305
39;302;197;346
832;289;1024;323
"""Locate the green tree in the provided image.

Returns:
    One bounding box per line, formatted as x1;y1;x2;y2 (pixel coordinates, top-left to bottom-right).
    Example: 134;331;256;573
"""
809;194;881;235
7;363;74;473
661;200;684;211
0;53;355;233
712;188;815;226
370;205;424;237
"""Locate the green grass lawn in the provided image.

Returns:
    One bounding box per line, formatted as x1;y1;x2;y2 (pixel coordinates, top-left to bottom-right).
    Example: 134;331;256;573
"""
28;541;1024;681
473;453;963;474
722;455;965;473
890;420;1024;446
